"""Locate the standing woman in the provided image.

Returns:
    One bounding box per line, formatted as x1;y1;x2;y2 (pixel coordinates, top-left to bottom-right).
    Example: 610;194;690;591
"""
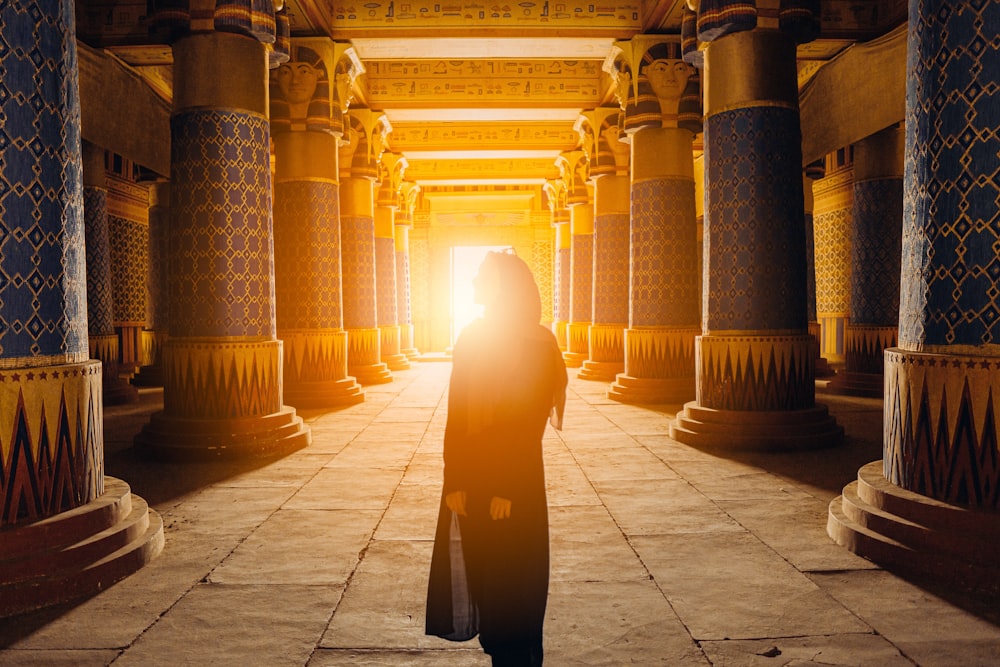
426;251;568;666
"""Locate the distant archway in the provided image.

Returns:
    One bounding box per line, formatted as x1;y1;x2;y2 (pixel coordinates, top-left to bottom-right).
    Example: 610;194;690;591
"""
450;245;508;346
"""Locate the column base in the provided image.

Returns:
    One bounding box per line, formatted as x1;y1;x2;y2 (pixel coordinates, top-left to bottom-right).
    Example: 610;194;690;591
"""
563;351;587;368
669;402;843;451
383;354;411;371
401;347;421;360
0;477;164;618
380;325;411;371
284;377;365;409
823;370;884;398
578;360;624;382
134;406;311;461
349;363;393;385
608;374;694;405
564;322;590;368
130;364;164;387
828;461;1000;593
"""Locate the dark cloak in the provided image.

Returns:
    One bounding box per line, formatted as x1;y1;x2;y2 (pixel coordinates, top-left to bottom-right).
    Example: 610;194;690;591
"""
425;317;567;653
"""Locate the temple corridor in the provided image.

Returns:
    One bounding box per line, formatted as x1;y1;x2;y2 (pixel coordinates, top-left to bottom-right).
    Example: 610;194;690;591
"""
1;361;997;665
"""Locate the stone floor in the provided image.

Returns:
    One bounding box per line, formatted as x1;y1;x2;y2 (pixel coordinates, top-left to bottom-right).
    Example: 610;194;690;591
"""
1;361;998;666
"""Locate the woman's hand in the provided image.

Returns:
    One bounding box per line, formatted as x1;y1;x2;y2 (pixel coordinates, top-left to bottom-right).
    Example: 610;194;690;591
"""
490;496;512;520
445;491;467;516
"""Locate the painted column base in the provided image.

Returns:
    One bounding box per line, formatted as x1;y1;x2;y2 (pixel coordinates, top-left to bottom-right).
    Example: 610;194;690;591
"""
400;324;420;359
380;325;411;371
132;330;167;387
563;322;590;368
828;461;1000;593
135;406;310;461
553;320;568;351
0;477;164;618
823;371;884;398
578;324;625;382
91;333;139;405
281;329;365;408
347;327;393;385
608;374;695;405
810;322;835;377
670;402;844;451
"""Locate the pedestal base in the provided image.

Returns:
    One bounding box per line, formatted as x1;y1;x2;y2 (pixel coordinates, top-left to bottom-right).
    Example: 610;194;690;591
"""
383;353;411;371
608;374;694;405
135;406;311;461
130;364;164;387
350;362;393;385
670;402;843;450
563;351;587;368
103;373;139;405
0;477;164;618
284;377;365;409
577;359;623;382
823;370;883;398
828;461;1000;593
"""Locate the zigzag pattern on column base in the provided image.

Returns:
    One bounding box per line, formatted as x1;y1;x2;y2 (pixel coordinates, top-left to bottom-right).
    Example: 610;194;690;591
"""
823;370;884;398
608;374;694;405
349;362;393;386
134;406;310;462
669;402;844;450
0;477;164;618
828;461;1000;593
284;377;365;409
578;360;623;382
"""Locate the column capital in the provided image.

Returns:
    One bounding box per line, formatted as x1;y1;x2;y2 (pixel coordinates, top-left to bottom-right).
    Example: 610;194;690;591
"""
575;107;628;178
340;108;391;180
270;38;362;137
556;150;590;206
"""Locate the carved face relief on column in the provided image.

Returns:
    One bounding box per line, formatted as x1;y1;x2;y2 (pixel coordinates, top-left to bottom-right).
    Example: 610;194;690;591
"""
644;54;694;125
270;45;330;132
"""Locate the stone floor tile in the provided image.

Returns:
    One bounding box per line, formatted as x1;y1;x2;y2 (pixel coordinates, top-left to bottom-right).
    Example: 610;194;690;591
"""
374;483;439;541
545;579;709;665
320;540;437;650
632;532;871;640
570;446;681;482
285;467;404;510
308;648;490;666
544;463;602;507
699;633;912;666
113;584;342;667
210;509;383;585
549;506;648;583
0;650;121;666
591;478;744;536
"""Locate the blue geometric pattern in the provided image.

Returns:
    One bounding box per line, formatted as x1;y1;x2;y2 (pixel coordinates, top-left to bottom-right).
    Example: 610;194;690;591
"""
83;188;115;337
340;215;378;329
108;214;149;323
851;178;902;326
0;0;88;360
375;236;397;325
704;106;807;332
555;246;570;321
570;233;593;322
273;181;343;329
169;109;275;338
630;178;699;326
901;0;1000;347
592;212;629;324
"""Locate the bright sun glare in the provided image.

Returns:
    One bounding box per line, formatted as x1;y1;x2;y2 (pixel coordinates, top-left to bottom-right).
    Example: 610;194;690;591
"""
451;245;508;344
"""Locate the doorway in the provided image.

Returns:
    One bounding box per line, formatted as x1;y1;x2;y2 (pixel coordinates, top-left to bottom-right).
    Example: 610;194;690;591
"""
450;245;508;345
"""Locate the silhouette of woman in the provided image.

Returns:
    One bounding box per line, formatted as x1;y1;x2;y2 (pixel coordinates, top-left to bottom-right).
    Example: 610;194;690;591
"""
426;250;568;666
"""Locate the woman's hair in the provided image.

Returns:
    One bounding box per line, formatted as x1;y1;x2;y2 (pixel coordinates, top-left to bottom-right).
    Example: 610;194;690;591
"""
480;251;542;327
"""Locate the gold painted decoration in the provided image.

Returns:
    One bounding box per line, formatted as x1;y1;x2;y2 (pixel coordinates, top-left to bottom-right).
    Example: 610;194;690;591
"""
624;327;698;378
388;122;578;152
364;59;604;107
282;329;349;381
697;334;815;411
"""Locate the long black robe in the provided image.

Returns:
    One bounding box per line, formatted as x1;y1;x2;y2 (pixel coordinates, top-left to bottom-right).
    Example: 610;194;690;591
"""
426;319;567;655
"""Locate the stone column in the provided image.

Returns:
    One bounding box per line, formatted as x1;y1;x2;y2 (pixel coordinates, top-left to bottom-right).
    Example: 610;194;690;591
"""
607;37;701;404
396;182;419;358
803;161;835;378
135;24;310;460
670;1;842;449
82;142;139;405
546;181;572;351
578;109;629;382
339;109;393;384
558;151;593;368
827;126;903;397
375;154;409;371
269;40;364;408
812;161;853;366
132;181;169;387
0;0;161;617
829;0;1000;590
107;173;149;382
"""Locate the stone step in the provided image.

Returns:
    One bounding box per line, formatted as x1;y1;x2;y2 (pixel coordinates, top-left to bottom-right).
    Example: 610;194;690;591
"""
828;482;1000;593
0;477;133;561
0;478;165;618
855;461;1000;541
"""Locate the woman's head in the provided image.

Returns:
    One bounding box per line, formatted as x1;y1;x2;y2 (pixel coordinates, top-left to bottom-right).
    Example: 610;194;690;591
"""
473;250;542;327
